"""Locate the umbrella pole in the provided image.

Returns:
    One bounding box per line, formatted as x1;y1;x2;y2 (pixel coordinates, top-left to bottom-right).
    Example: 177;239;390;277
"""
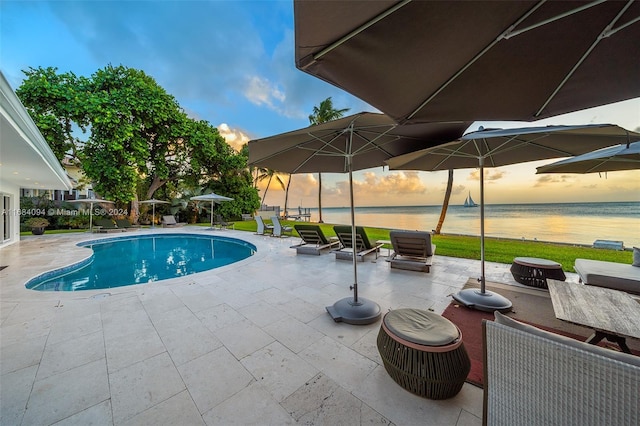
349;161;359;303
152;204;156;229
480;158;486;292
451;156;512;312
325;146;381;325
89;202;93;232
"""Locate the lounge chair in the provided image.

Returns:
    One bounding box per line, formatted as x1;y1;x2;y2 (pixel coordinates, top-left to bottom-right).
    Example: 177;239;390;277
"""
290;224;341;255
333;225;383;261
388;230;436;272
161;215;186;227
214;214;235;230
94;218;126;233
255;215;273;235
115;219;141;231
271;216;293;237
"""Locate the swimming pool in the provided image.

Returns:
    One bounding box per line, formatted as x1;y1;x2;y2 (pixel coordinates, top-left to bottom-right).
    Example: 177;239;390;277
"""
25;233;256;291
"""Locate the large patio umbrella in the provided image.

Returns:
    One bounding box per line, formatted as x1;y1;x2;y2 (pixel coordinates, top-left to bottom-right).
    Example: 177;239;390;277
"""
139;199;170;228
190;193;234;229
71;198;114;232
536;141;640;174
248;112;470;324
386;123;640;312
294;1;640;124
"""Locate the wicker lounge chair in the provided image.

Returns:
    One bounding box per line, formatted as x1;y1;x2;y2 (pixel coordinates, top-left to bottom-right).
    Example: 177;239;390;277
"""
290;224;340;255
271;216;293;237
389;230;436;272
333;225;383;261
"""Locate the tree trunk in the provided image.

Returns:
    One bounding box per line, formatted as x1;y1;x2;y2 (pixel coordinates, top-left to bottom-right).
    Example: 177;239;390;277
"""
435;169;454;234
283;175;291;218
317;173;323;223
261;175;273;205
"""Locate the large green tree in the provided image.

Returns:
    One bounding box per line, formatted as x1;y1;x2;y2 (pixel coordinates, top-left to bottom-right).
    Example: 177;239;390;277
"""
17;65;259;220
308;97;349;222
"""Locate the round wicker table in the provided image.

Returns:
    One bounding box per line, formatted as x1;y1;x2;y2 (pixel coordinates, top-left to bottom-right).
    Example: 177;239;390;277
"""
376;308;470;400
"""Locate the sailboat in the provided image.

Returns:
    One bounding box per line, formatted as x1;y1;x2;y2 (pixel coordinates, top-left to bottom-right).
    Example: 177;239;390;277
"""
463;192;478;207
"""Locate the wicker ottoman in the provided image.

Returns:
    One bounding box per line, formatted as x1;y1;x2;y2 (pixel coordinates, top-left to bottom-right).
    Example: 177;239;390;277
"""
376;308;470;400
510;257;566;289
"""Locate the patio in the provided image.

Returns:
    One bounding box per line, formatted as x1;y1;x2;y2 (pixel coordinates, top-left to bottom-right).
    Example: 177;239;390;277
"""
0;227;579;425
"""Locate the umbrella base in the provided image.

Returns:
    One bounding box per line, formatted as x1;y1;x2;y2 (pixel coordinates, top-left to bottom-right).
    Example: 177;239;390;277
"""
452;288;512;313
326;297;381;325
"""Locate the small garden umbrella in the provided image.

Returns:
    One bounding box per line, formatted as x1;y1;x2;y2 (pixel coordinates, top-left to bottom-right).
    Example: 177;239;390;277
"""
71;198;114;232
190;193;233;229
139;199;170;228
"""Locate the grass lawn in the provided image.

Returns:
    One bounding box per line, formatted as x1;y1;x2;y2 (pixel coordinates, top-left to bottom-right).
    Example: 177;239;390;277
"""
26;220;632;273
229;219;632;272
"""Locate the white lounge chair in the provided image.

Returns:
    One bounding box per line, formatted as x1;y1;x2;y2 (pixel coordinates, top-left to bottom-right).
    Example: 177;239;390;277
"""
271;216;293;237
255;215;273;235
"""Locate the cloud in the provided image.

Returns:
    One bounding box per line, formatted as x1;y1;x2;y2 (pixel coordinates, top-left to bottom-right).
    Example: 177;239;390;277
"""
469;169;506;182
217;123;250;151
533;174;575;187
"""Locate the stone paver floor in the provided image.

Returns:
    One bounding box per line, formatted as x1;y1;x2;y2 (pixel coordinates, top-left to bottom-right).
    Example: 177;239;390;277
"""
0;227;579;425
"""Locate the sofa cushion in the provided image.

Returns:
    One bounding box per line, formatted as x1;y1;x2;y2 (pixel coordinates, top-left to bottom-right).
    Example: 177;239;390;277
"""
574;258;640;295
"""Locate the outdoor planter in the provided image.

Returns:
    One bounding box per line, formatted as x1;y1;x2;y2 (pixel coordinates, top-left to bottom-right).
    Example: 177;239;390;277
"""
24;218;50;235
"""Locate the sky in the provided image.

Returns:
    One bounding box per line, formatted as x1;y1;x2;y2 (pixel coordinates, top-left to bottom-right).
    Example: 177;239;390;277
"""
2;1;639;208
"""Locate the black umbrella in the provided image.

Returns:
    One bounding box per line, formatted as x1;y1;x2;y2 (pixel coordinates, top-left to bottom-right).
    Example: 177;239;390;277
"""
387;123;640;312
249;112;469;324
294;0;640;123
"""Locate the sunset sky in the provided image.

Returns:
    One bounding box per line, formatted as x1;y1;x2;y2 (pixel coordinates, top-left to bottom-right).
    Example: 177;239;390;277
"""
2;1;638;208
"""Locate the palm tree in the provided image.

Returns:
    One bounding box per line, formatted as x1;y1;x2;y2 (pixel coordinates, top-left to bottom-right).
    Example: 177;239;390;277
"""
434;169;454;234
257;168;285;206
308;97;350;223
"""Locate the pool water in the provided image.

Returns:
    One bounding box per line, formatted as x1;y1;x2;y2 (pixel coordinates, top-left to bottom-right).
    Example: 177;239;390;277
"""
26;234;256;291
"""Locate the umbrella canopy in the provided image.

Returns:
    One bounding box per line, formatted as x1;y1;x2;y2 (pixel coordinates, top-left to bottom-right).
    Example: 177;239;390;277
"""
294;0;640;123
190;193;234;228
249;112;470;324
386;123;640;312
140;199;170;228
536;141;640;174
249;112;470;172
71;198;114;232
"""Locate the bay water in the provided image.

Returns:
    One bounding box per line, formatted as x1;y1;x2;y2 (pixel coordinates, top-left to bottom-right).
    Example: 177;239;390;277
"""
302;202;639;247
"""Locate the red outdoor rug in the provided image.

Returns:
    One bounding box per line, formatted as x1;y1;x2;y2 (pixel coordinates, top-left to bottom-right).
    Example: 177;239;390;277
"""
442;279;640;388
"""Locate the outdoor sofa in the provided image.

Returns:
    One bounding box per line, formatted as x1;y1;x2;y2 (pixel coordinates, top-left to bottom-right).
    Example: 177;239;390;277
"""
574;247;640;295
484;311;640;425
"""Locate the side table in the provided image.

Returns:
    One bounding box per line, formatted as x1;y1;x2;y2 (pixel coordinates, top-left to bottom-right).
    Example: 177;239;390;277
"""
510;257;566;289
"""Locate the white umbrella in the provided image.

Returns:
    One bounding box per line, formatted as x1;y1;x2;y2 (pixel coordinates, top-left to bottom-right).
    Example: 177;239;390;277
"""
536;141;640;174
386;123;640;312
190;193;234;229
71;198;114;232
139;199;170;228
